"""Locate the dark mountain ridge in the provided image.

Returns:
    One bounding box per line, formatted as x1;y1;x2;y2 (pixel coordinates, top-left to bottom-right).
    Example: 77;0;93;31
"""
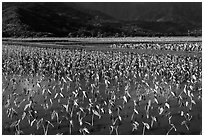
2;2;202;37
79;2;201;23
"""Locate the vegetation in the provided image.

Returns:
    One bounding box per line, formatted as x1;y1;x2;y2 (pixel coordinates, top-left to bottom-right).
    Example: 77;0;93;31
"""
2;3;202;37
2;41;202;135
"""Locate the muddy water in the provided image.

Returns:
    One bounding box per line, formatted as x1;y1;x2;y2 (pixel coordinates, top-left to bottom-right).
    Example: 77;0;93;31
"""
2;73;202;135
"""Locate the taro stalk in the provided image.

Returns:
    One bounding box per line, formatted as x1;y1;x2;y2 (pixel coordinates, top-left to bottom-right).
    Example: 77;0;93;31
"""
117;105;122;121
47;88;52;95
24;101;32;111
30;119;37;127
109;125;119;135
7;107;18;120
168;115;172;125
15;98;26;108
181;120;189;131
164;102;170;109
145;99;151;119
84;112;94;127
154;96;159;104
110;117;119;135
92;109;101;119
36;118;44;132
183;85;188;95
90;84;95;95
178;95;183;107
124;82;131;98
100;107;105;114
122;95;128;108
62;97;70;112
79;127;90;135
61;115;73;135
77;111;83;126
189;96;196;110
59;87;64;98
180;111;184;117
131;101;139;121
104;78;110;92
91;113;95;126
185;113;192;121
141;79;150;89
21;112;27;121
70;99;79;118
166;124;177;135
51;110;60;124
54;93;59;99
69;119;73;134
109;116;119;135
72;90;79;98
10;119;23;135
82;90;87;101
79;107;85;115
43;120;54;135
61;76;67;83
150;116;157;128
132;121;139;132
158;107;164;115
142;122;150;135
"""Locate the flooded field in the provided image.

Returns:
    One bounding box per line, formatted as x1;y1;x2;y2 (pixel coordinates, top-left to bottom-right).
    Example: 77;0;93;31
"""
2;38;202;135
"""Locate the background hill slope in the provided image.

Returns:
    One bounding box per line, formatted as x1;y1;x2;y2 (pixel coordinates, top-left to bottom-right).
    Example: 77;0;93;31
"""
2;2;202;37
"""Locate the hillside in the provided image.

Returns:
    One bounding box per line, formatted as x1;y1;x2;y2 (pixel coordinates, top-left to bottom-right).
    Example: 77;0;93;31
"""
3;2;123;37
81;2;202;36
80;2;201;23
2;2;202;37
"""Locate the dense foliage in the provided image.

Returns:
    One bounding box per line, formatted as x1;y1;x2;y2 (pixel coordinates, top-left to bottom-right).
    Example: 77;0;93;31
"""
2;42;202;135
